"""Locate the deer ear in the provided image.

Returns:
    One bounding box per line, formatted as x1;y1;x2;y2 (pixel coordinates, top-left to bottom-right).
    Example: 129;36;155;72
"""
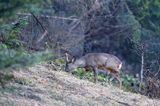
65;52;70;62
71;56;76;63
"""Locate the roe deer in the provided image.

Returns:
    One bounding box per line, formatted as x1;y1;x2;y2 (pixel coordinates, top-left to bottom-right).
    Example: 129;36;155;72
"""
64;52;122;88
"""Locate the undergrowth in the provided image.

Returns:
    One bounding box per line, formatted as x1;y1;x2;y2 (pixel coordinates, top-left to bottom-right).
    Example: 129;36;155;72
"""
70;68;141;92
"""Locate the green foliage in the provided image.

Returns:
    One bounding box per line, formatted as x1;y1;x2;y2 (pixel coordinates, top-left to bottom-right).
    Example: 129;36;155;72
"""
0;72;14;88
26;4;42;14
121;73;140;92
72;68;110;83
54;59;65;65
127;0;160;33
0;85;18;93
121;74;136;87
72;68;86;79
0;0;43;23
85;71;94;81
0;45;53;69
0;17;28;49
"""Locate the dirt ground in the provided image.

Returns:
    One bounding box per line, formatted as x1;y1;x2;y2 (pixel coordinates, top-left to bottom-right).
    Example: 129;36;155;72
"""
0;63;160;106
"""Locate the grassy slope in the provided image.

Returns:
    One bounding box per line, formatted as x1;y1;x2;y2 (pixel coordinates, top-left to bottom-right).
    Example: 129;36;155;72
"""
0;63;160;106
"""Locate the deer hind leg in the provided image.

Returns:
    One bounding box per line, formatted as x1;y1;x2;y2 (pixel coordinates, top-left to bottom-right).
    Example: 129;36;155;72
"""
110;72;122;89
117;74;122;89
115;73;122;89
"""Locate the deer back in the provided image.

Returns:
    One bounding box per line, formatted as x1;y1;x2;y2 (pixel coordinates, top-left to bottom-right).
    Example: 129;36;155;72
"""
84;53;122;73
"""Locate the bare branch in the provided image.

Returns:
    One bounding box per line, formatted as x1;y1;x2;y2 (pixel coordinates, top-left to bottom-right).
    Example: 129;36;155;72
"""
17;13;78;21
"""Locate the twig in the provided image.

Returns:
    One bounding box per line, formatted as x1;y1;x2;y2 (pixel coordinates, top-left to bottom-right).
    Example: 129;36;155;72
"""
30;12;49;43
37;30;48;43
155;66;160;77
30;12;46;32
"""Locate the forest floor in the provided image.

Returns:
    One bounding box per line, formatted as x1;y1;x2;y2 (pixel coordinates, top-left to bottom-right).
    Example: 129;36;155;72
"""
0;63;160;106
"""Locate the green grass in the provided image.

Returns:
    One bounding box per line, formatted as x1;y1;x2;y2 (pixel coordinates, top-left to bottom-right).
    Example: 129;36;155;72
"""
71;68;141;92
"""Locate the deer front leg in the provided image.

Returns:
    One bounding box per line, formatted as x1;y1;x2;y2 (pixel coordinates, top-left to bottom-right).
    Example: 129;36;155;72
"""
93;67;98;83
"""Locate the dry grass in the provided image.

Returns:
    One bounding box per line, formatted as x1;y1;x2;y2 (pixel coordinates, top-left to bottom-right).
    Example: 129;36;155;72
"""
0;63;160;106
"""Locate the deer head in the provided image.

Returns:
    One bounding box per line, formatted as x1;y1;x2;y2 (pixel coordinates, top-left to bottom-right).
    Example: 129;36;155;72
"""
64;52;86;72
64;52;76;72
